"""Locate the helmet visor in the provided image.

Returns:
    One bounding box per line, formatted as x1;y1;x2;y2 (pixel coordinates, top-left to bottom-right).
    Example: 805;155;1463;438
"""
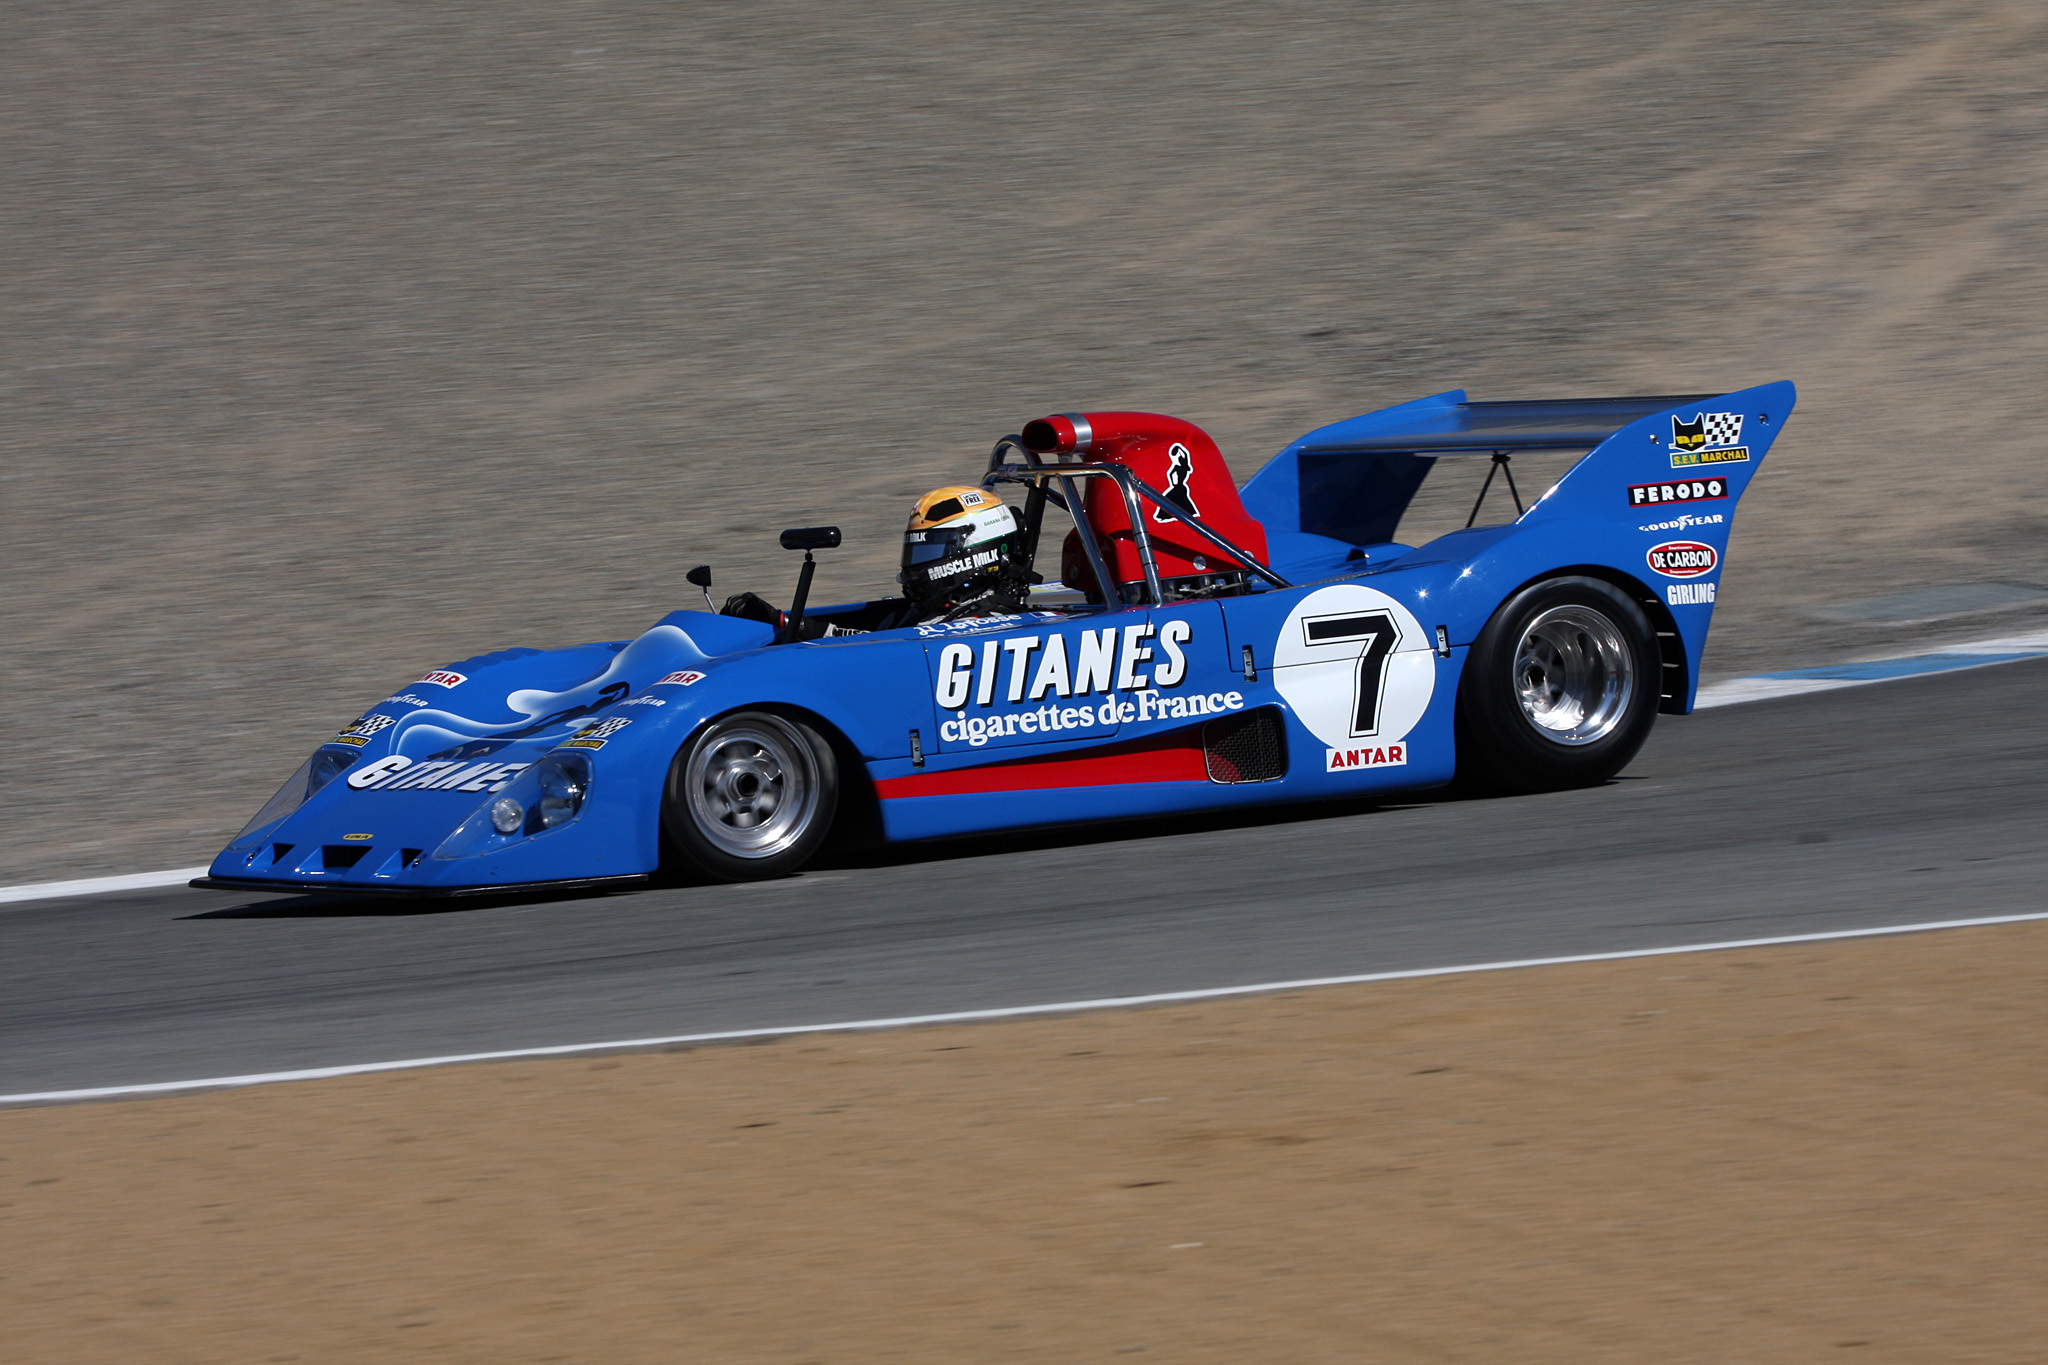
903;528;969;568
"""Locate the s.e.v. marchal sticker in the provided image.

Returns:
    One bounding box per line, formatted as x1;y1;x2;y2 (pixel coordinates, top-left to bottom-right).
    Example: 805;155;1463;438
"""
330;712;396;748
1669;411;1749;469
561;716;632;750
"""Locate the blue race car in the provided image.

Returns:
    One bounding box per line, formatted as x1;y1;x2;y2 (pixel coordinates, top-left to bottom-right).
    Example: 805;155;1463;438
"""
197;382;1794;894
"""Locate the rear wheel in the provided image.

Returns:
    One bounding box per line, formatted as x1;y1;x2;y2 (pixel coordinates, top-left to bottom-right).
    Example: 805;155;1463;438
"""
661;710;839;881
1456;575;1660;793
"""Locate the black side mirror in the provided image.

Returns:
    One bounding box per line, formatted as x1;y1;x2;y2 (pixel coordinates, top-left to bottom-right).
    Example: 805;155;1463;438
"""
686;564;715;613
777;528;839;641
779;526;842;551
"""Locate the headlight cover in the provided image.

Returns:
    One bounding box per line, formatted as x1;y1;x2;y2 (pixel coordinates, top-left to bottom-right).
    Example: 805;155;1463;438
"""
226;748;357;849
433;752;594;861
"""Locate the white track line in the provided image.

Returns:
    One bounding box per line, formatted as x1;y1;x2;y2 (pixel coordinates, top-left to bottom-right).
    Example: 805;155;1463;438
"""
1693;628;2048;708
8;909;2048;1107
5;631;2046;907
0;867;209;906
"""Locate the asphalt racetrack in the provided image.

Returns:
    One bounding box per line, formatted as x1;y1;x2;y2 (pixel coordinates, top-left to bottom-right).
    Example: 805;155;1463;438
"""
6;658;2042;1099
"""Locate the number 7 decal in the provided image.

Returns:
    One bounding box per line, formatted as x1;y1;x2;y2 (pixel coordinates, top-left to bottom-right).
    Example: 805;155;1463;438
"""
1302;610;1402;736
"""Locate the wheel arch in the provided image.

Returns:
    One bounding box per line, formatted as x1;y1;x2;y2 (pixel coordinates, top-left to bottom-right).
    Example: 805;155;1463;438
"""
1490;563;1690;715
662;698;883;860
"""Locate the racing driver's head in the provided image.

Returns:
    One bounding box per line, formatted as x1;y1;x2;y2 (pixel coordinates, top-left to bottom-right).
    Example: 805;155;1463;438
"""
900;485;1026;609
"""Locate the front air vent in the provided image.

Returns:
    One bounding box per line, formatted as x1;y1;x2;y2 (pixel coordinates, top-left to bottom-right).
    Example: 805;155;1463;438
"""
401;848;425;868
1203;706;1287;784
270;843;295;865
321;844;371;870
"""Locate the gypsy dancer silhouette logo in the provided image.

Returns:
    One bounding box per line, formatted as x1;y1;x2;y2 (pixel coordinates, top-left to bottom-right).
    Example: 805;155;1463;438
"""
1152;443;1201;522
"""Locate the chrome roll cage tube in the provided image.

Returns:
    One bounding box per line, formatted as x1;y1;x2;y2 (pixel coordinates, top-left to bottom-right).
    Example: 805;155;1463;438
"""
984;436;1291;606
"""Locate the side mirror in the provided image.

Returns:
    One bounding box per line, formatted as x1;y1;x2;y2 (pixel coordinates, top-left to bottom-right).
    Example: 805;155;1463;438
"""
779;526;842;551
777;528;839;641
686;564;715;613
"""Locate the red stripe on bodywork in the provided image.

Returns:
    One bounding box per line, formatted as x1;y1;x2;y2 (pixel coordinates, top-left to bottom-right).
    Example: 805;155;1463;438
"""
877;726;1209;799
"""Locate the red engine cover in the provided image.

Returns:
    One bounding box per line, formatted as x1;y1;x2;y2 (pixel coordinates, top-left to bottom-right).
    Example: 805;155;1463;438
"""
1021;412;1269;595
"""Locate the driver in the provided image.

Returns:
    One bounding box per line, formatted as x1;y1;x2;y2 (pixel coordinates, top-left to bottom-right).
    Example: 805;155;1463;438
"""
721;485;1033;636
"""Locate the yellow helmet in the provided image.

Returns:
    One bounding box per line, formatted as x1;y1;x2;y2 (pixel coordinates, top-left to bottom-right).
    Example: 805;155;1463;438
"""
901;485;1025;604
907;485;1002;532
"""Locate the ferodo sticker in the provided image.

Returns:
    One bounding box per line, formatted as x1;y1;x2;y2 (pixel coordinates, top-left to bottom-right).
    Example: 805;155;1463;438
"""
417;670;468;688
1646;541;1718;579
1628;477;1726;507
1271;585;1436;765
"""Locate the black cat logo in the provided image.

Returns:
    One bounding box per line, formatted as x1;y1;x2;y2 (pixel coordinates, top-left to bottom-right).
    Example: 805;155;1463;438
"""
1671;414;1707;452
1153;443;1201;522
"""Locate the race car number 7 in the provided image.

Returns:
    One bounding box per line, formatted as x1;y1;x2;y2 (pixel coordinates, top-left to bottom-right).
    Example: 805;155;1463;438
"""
1303;610;1400;737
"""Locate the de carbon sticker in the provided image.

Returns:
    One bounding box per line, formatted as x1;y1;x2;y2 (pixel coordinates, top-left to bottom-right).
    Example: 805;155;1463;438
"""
1646;541;1718;579
1271;585;1436;766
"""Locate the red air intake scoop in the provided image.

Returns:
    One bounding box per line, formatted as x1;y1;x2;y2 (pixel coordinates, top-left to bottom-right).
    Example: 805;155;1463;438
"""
1023;411;1269;594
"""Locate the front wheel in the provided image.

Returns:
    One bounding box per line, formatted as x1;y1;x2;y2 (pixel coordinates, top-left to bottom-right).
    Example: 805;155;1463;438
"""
661;710;839;881
1456;575;1661;794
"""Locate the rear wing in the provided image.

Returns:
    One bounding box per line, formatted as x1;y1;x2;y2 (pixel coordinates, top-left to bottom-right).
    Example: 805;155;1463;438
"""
1242;382;1797;716
1240;382;1796;546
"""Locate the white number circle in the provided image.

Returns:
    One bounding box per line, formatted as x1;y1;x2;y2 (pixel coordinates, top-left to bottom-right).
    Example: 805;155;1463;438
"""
1272;585;1437;751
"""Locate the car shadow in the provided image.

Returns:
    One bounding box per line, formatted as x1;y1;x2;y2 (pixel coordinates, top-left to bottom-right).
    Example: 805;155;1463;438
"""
180;883;626;920
812;786;1471;873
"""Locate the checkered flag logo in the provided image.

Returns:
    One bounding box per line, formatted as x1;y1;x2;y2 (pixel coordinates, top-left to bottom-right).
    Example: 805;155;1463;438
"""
1703;412;1743;448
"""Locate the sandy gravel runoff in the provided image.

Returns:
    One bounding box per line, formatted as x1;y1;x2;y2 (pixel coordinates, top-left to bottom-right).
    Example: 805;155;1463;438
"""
5;1;2048;880
8;922;2047;1362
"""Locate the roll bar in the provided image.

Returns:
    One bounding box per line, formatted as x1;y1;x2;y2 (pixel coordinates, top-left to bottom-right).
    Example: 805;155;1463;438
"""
984;436;1291;606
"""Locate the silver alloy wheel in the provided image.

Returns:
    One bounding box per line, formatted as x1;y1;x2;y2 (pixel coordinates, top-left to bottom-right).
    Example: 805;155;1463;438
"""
683;714;821;860
1511;604;1635;745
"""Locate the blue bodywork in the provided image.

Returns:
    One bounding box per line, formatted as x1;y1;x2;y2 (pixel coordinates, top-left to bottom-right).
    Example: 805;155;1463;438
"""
203;382;1793;894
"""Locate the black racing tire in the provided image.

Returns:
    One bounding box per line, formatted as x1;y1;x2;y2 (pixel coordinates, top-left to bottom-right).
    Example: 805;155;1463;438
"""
1455;575;1661;794
661;709;839;882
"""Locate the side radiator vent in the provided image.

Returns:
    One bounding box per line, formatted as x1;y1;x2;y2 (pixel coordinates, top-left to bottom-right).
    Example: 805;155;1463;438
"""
1202;706;1287;784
